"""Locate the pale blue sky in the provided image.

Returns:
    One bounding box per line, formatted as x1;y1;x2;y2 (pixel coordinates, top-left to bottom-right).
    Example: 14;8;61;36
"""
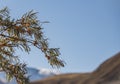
0;0;120;73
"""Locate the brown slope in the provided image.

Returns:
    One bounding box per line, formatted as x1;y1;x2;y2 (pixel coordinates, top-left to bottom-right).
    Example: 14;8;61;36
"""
31;52;120;84
31;73;90;84
81;52;120;84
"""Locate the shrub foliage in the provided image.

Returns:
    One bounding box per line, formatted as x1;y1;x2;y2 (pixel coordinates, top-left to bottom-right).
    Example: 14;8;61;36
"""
0;7;64;84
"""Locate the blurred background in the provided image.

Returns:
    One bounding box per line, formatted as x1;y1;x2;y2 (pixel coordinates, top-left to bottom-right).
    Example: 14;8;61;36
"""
0;0;119;73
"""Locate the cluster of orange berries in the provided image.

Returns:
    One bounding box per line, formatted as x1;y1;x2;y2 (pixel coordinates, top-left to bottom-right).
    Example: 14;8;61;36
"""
14;22;32;35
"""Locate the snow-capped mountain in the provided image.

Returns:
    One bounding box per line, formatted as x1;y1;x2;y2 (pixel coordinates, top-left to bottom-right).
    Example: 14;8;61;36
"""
0;67;60;84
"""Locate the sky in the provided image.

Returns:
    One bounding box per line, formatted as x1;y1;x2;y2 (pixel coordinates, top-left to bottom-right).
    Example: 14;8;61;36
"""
0;0;120;73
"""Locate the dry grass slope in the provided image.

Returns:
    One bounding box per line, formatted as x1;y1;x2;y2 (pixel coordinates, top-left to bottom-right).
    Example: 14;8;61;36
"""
31;52;120;84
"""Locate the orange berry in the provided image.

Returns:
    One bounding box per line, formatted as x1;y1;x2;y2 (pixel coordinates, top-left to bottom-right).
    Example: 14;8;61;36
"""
26;28;32;34
15;26;19;29
46;55;50;60
25;23;30;27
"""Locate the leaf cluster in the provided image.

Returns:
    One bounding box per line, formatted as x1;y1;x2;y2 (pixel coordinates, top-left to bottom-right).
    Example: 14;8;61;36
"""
0;7;65;84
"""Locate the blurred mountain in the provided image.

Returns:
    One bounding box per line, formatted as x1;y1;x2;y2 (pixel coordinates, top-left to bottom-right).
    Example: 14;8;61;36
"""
0;67;59;84
31;52;120;84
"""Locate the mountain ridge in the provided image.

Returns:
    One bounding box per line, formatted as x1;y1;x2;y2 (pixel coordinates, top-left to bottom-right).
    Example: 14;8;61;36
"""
31;52;120;84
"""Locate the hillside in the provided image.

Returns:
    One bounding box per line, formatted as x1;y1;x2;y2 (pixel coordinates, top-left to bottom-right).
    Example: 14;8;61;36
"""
31;52;120;84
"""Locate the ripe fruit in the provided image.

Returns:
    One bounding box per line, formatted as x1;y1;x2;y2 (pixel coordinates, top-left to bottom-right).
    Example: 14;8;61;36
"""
46;55;50;60
26;28;31;34
25;23;30;27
